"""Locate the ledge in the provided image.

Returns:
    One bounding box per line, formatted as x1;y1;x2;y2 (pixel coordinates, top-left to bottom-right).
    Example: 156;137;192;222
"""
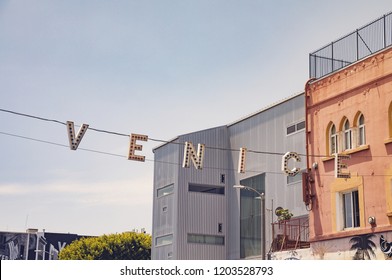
310;225;392;242
344;144;370;155
321;156;334;162
387;212;392;217
384;138;392;145
321;145;370;162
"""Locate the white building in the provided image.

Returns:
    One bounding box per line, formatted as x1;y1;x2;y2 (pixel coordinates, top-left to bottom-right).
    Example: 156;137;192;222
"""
152;92;308;259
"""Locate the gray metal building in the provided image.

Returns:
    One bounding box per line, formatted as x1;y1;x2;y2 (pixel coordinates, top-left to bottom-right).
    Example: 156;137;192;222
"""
152;92;307;260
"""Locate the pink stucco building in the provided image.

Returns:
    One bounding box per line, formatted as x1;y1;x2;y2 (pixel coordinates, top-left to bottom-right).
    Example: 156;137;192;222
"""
305;16;392;259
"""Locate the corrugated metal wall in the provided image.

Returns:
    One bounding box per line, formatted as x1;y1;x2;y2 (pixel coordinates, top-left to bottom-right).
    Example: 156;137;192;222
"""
152;93;307;260
176;126;229;259
228;93;307;258
152;139;179;260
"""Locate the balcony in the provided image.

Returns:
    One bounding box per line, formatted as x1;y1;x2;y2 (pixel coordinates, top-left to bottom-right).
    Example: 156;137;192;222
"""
270;216;310;252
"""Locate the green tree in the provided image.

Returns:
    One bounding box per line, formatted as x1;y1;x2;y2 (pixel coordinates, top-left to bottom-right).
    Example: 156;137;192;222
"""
349;234;376;260
59;232;151;260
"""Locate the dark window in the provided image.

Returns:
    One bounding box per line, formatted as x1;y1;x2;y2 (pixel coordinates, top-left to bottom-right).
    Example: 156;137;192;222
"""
189;184;225;195
287;124;296;135
220;174;225;184
187;234;224;245
287;120;305;135
296;121;305;131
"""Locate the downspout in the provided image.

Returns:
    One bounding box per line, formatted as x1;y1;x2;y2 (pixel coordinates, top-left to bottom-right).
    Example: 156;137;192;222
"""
304;78;316;172
304;78;316;211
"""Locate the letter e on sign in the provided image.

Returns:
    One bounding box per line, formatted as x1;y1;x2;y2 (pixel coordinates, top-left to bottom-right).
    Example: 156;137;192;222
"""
334;154;351;178
128;133;148;162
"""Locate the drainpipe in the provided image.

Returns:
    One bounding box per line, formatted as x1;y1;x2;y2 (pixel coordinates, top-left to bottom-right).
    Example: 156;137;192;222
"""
304;78;316;172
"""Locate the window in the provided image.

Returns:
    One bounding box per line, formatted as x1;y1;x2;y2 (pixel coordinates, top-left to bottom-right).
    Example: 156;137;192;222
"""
188;184;225;195
296;120;305;131
239;174;265;259
287;120;305;135
343;119;352;150
389;102;392;138
343;190;360;228
330;124;338;155
155;234;173;247
358;114;366;146
220;174;225;184
187;234;224;245
157;184;174;198
286;124;296;135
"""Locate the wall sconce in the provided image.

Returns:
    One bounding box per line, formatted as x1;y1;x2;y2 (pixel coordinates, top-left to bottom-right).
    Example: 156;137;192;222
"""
368;216;376;225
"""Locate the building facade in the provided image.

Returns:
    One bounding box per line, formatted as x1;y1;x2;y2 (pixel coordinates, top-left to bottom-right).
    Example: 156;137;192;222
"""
152;93;309;260
305;13;392;260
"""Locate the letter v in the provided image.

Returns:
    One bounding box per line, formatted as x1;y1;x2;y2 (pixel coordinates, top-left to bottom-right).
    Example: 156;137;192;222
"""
66;121;89;150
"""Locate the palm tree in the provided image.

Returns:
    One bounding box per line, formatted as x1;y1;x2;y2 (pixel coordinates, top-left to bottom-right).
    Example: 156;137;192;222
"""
349;234;376;260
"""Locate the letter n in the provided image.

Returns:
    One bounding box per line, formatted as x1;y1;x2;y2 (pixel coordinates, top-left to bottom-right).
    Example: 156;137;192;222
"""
182;142;205;170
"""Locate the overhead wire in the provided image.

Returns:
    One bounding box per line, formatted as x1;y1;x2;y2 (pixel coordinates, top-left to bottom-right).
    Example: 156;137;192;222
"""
2;107;392;161
1;130;392;177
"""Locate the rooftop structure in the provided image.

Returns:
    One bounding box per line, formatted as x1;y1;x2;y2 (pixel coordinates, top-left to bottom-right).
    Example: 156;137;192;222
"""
309;11;392;79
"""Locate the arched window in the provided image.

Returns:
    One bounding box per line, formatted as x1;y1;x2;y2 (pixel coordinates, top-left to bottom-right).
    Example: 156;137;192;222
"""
343;119;352;150
358;114;366;146
330;124;338;155
389;102;392;138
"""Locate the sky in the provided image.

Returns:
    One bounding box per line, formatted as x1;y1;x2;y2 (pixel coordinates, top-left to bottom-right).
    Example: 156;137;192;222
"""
0;0;391;236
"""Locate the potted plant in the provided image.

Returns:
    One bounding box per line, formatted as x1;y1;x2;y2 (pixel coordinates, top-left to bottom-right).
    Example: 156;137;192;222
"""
275;208;293;222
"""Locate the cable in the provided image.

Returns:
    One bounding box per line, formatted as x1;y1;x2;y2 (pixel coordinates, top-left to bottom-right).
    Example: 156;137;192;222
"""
2;107;392;159
0;108;66;126
2;130;392;177
0;131;69;148
0;131;126;158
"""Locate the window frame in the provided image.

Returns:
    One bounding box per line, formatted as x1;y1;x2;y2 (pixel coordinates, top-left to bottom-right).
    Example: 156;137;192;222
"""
155;234;173;247
157;184;174;198
187;233;225;245
358;114;366;146
188;183;225;195
342;190;360;229
286;120;305;136
330;124;338;155
343;119;352;151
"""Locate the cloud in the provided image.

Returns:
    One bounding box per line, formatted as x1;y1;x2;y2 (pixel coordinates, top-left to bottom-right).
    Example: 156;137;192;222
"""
0;184;30;195
0;177;152;207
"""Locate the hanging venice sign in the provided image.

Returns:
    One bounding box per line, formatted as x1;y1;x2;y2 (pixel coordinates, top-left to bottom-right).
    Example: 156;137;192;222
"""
67;121;351;178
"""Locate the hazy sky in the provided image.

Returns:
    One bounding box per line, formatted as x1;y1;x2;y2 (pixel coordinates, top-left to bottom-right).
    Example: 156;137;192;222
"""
1;1;391;236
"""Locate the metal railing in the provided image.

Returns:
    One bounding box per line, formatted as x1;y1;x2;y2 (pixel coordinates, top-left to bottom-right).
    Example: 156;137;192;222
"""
309;12;392;79
270;216;309;252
